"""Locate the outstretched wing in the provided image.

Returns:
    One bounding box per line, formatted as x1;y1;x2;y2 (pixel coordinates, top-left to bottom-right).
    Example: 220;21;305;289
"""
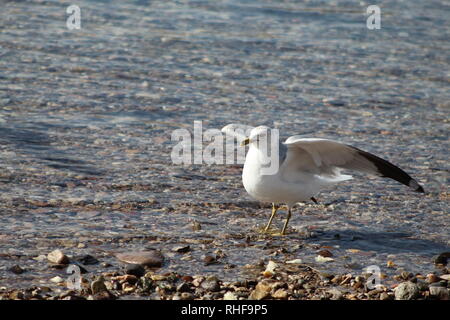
221;123;254;143
283;136;424;193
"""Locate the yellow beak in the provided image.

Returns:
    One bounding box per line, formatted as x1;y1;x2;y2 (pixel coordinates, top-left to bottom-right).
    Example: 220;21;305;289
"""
240;138;250;146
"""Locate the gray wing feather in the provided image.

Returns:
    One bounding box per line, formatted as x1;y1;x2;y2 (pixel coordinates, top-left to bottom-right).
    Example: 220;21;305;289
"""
283;137;424;193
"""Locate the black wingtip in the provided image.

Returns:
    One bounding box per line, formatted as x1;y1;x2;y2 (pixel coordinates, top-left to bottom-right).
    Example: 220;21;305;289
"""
416;184;425;193
354;148;425;194
408;178;425;193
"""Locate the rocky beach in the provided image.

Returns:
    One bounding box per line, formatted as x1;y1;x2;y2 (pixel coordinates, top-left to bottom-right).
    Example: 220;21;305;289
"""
0;0;449;300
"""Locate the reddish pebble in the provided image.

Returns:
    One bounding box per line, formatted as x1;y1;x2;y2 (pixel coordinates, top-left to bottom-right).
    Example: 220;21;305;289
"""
318;250;333;258
181;275;193;282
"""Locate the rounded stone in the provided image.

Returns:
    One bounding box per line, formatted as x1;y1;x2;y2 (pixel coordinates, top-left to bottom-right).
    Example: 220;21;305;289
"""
429;286;449;299
200;277;220;292
91;277;108;294
395;282;420;300
115;250;164;267
47;249;70;265
124;264;146;278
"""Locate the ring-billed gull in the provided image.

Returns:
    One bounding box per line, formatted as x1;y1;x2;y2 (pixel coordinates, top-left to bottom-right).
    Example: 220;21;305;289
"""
222;124;425;235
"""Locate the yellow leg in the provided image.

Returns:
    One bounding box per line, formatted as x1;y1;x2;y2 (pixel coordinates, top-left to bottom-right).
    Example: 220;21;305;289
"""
281;207;292;235
264;203;279;232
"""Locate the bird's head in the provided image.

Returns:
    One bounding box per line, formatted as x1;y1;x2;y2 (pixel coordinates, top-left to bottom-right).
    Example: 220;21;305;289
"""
241;126;271;146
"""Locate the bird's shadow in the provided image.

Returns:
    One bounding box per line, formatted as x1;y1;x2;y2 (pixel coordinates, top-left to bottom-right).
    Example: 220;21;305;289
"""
307;228;449;256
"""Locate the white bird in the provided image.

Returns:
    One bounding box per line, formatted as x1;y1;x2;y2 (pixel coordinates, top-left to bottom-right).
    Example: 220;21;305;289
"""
222;124;425;235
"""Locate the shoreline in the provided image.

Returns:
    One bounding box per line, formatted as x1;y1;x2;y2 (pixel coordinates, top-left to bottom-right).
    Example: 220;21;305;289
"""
2;250;448;300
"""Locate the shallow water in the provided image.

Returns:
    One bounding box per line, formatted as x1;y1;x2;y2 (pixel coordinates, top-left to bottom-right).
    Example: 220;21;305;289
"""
0;0;449;290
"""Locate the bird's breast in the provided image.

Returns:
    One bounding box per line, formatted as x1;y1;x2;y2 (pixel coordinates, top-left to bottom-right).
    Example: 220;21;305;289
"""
242;146;319;204
242;147;289;202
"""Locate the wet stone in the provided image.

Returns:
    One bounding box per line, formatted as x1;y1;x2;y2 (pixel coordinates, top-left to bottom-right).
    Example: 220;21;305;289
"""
9;265;25;274
203;255;218;266
172;246;191;253
115;250;164;267
323;98;345;107
318;250;333;258
74;254;99;265
435;252;450;266
124;264;146;278
47;249;69;265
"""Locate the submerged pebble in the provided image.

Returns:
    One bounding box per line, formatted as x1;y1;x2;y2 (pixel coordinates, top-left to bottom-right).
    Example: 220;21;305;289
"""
9;265;25;275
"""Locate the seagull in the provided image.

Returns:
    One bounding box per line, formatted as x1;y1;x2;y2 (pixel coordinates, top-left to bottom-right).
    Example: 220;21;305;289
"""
221;124;425;235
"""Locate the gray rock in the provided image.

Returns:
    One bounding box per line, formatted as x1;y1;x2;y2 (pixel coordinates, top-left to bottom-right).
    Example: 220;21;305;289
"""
200;277;220;292
395;281;420;300
91;276;108;294
115;250;164;267
416;280;429;291
429;285;449;300
327;287;344;300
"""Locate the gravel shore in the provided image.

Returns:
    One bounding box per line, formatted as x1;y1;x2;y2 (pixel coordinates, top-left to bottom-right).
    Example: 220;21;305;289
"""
0;0;448;298
2;249;449;300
